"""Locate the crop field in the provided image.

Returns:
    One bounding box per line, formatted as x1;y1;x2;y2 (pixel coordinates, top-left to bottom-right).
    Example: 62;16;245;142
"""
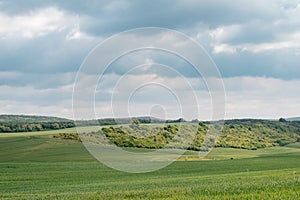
0;128;300;199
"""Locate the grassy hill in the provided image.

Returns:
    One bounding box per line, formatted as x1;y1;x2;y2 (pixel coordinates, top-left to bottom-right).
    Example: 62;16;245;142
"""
288;117;300;121
218;119;300;149
1;117;297;199
0;131;300;199
91;119;300;150
1;115;300;150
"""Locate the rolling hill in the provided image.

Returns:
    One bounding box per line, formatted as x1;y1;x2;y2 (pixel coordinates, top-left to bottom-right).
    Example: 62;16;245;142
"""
1;115;300;150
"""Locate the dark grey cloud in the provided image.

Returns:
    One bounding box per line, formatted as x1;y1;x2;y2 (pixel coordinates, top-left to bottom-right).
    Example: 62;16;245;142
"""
0;0;286;35
0;32;96;74
1;0;298;79
0;85;71;105
1;0;298;78
0;71;75;89
212;49;300;80
74;0;287;37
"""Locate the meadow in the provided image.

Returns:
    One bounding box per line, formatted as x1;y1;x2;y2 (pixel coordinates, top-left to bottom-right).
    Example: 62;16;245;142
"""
0;128;300;199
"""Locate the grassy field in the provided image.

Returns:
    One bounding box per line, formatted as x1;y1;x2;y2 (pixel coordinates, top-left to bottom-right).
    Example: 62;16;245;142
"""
0;128;300;199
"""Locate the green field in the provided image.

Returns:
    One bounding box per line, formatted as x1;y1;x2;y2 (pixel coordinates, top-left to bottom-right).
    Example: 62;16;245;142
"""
1;128;300;199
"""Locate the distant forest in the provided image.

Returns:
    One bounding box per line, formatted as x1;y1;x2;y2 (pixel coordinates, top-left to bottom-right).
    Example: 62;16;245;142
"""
0;114;300;140
0;115;184;133
0;115;75;132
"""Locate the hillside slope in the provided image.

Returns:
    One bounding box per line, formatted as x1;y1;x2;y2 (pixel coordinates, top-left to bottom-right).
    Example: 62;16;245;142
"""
95;119;300;150
287;117;300;121
1;115;300;150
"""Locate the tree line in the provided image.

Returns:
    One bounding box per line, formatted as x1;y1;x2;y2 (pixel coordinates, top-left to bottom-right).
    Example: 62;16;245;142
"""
0;121;75;133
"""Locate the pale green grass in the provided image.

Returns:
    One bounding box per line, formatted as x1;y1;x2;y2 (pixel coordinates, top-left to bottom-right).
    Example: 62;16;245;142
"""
206;145;300;160
0;132;300;199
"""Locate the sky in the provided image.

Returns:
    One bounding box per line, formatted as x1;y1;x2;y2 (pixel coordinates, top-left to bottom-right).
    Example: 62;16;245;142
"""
0;0;300;120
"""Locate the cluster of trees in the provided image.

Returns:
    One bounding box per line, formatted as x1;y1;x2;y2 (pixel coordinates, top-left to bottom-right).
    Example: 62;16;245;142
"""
165;118;186;123
102;124;179;149
215;119;300;149
98;119;300;150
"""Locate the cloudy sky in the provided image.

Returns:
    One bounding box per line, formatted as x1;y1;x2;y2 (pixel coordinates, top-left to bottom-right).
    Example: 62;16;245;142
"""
0;0;300;120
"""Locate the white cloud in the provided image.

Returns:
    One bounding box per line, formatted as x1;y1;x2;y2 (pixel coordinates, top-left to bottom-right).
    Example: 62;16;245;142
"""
79;74;300;120
0;81;74;117
0;99;73;119
209;25;241;44
213;44;237;54
213;38;300;54
66;24;95;40
224;76;300;119
241;41;300;53
205;3;300;54
212;29;300;53
0;7;93;40
1;70;299;120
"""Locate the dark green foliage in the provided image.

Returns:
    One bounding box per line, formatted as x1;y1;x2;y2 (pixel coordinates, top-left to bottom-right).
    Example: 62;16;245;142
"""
279;117;287;122
0;115;167;132
0;121;75;133
76;116;166;126
165;118;186;123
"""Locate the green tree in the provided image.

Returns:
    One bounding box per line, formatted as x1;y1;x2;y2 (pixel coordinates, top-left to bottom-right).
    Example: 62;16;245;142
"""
279;118;287;122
